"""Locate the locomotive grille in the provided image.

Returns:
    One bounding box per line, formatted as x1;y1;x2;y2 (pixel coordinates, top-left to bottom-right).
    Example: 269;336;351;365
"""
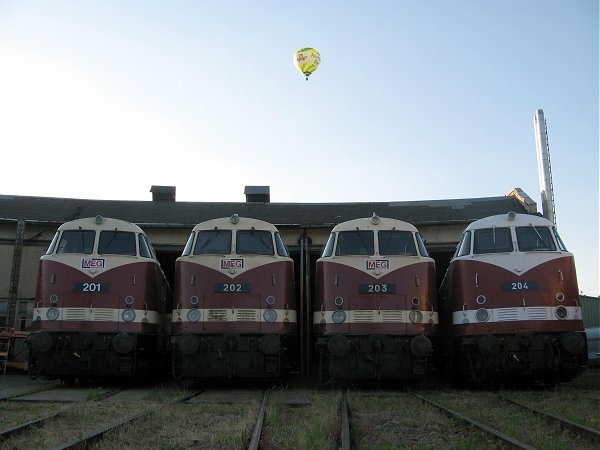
63;308;87;321
235;309;258;321
93;308;117;321
381;310;404;322
207;309;228;321
496;308;519;321
527;307;551;320
353;310;375;322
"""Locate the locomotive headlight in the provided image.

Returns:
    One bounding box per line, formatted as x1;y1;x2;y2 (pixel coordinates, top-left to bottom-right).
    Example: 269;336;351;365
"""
125;295;135;306
555;292;565;302
187;309;201;322
46;307;60;321
332;310;346;324
190;295;199;305
50;294;59;304
334;296;344;307
266;296;276;306
263;309;278;323
409;310;423;324
122;309;136;322
476;308;490;322
555;306;568;320
476;295;487;305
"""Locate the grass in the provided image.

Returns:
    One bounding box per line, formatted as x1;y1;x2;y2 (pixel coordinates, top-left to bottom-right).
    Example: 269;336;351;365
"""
260;388;341;450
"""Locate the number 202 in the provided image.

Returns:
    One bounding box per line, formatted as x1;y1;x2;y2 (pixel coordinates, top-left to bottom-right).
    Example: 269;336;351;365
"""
223;284;242;292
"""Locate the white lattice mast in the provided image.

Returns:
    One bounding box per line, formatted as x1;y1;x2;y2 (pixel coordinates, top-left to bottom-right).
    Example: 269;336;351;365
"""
534;109;556;225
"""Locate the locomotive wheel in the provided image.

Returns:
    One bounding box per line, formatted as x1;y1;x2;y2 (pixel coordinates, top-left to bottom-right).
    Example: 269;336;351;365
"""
327;335;350;357
561;332;586;355
410;335;432;357
112;332;136;354
259;334;281;355
31;332;53;353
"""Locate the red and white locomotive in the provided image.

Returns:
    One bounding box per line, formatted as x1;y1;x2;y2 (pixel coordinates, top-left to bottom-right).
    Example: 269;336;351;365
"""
438;212;587;384
171;215;297;379
313;215;438;381
28;216;171;383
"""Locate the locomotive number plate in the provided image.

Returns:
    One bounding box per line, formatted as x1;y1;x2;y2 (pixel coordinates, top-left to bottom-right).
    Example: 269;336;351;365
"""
501;281;540;291
74;282;110;292
359;283;396;294
213;283;251;293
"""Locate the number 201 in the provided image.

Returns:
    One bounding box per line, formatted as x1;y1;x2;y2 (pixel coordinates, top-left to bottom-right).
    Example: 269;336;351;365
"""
82;283;101;292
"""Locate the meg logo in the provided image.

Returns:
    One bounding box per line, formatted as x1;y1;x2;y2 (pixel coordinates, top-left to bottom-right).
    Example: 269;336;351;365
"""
81;258;105;269
221;258;244;269
366;260;389;270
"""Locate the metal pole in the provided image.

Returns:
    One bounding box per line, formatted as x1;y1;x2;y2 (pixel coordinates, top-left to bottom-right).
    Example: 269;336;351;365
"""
8;218;26;329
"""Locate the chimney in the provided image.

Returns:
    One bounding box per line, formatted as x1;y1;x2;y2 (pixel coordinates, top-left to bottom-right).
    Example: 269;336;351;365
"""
150;185;176;202
533;109;556;224
244;186;270;203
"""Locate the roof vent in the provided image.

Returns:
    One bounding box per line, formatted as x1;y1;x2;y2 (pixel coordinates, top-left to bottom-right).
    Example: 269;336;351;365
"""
244;186;270;203
150;185;176;202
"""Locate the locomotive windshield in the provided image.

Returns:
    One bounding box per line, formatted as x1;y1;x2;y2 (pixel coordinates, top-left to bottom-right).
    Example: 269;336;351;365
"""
138;234;154;258
378;230;417;256
516;226;556;251
456;231;472;257
274;232;290;257
194;230;232;255
321;233;335;257
473;227;513;254
236;230;274;255
336;230;374;256
98;231;136;256
56;230;95;254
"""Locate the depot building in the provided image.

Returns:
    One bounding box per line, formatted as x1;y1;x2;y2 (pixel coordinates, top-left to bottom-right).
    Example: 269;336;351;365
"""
0;185;538;331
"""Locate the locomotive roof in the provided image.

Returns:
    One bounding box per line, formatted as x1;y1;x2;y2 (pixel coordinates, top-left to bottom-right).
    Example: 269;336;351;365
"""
192;216;279;232
465;212;552;231
331;216;418;232
0;191;533;228
57;216;146;233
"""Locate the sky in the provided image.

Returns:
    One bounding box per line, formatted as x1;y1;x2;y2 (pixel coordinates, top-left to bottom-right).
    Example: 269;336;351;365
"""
0;1;598;296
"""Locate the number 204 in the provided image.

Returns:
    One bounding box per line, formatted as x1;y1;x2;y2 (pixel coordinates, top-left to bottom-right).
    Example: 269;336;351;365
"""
512;282;529;290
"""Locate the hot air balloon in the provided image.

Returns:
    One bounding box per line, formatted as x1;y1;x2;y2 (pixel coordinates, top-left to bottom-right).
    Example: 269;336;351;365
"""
294;48;321;80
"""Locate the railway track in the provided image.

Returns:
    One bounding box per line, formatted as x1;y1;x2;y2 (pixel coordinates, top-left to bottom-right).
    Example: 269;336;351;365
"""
414;393;536;449
499;395;600;444
52;390;202;449
415;392;600;450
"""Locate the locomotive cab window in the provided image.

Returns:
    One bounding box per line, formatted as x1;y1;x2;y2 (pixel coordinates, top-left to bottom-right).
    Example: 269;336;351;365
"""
194;230;232;255
99;231;136;256
336;230;374;256
236;230;274;255
552;227;568;251
138;234;154;258
516;226;556;251
46;232;60;255
378;230;417;256
416;232;429;257
322;233;336;257
275;232;290;257
456;231;472;257
56;230;95;254
181;232;195;256
473;227;513;254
